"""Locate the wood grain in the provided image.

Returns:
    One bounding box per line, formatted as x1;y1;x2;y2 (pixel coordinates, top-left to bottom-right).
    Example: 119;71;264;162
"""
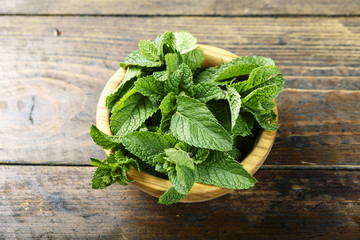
1;0;360;16
0;165;358;239
269;89;360;165
0;16;359;166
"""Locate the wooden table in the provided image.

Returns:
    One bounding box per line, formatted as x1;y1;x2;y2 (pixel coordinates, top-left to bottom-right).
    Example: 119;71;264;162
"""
1;1;359;239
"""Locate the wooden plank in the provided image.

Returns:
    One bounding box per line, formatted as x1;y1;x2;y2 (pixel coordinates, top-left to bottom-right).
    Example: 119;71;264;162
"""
0;16;359;165
0;165;358;239
266;89;360;166
1;0;360;16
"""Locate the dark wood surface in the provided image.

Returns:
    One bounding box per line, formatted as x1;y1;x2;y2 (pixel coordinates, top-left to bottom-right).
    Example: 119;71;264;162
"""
0;1;359;239
1;0;360;16
1;166;359;239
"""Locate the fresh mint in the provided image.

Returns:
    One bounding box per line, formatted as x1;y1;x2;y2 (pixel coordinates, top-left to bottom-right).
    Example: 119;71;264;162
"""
196;151;257;189
90;31;285;205
193;82;226;103
110;88;159;136
170;95;232;151
135;76;165;100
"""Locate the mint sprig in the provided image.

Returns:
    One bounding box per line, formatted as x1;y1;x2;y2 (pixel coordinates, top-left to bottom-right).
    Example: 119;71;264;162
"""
90;31;285;205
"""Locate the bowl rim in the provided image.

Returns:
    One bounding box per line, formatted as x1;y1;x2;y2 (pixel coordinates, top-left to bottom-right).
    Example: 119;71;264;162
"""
95;44;278;202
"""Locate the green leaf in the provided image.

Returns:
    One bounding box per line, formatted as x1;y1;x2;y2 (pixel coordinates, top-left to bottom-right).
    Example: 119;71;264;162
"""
90;157;109;168
168;166;195;195
153;70;168;82
193;148;210;164
163;148;196;198
206;99;232;133
139;40;160;61
193;82;226;103
193;66;219;84
135;76;165;100
164;148;195;170
165;52;183;73
227;144;242;160
255;110;278;131
106;66;142;112
91;153;138;189
159;92;177;132
154;32;176;59
121;132;177;164
114;151;140;172
122;50;162;68
196;151;257;189
164;63;194;95
106;79;136;113
232;111;256;137
226;85;242;130
92;168;114;189
90;125;122;149
215;56;275;81
110;88;159;136
170;96;232;151
158;186;186;205
181;49;204;71
174;31;197;54
232;66;285;97
242;85;278;115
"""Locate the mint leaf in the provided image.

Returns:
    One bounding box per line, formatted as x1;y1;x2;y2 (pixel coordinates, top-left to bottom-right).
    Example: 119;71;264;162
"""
193;82;226;103
91;153;139;189
181;49;204;71
122;50;162;68
227;144;242;160
215;56;275;81
206;99;232;133
196;151;257;189
153;70;168;82
135;76;165;100
232;111;255;137
232;66;283;96
161;148;195;199
106;66;142;112
174;31;197;54
106;79;136;113
168;166;195;195
242;85;278;115
92;167;115;189
121;132;177;164
226;85;242;130
164;148;195;170
193;66;219;84
139;40;160;61
165;52;183;73
193;148;210;164
159;92;177;132
164;63;194;96
170;96;232;151
154;32;176;59
255;110;278;131
110;88;159;136
90;125;122;149
115;151;140;172
158;186;186;205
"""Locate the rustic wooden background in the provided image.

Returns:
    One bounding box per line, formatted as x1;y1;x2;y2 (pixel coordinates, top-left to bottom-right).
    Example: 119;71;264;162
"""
0;0;359;239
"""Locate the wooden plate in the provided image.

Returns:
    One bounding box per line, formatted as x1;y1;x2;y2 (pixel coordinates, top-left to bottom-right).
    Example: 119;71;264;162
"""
96;44;278;203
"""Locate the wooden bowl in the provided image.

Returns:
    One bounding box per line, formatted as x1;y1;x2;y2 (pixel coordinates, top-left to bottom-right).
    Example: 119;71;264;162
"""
96;44;278;203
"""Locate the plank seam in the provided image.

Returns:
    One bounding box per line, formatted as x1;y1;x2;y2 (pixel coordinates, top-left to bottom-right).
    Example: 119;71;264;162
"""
0;162;359;171
0;14;360;18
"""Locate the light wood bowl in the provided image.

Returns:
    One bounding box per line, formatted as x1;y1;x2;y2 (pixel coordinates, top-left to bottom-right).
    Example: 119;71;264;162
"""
96;44;278;203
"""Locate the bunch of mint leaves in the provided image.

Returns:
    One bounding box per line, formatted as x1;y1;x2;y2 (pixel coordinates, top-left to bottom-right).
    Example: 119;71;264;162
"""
90;31;285;205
